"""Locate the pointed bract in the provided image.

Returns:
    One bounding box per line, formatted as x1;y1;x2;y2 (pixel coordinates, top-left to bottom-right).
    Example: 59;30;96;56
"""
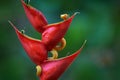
42;13;77;51
9;21;48;65
21;0;48;33
40;46;83;80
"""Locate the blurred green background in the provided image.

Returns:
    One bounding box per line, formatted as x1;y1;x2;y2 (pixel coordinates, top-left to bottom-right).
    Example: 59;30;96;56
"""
0;0;120;80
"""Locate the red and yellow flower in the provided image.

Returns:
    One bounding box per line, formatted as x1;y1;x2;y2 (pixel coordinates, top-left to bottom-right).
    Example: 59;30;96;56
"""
9;0;86;80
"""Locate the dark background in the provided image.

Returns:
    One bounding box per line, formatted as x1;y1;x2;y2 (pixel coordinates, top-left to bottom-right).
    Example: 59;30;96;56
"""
0;0;120;80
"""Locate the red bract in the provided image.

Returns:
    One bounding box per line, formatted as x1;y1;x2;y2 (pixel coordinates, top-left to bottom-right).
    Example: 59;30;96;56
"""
42;14;76;51
21;0;48;33
39;47;84;80
9;21;47;65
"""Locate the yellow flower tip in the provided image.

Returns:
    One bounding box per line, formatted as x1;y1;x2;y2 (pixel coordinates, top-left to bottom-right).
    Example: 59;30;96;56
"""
36;65;42;76
48;49;58;60
60;14;69;20
48;38;66;60
21;30;25;34
54;38;66;51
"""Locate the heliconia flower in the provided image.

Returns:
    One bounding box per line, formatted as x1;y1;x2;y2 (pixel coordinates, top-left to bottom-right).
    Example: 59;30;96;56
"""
9;19;86;80
37;41;86;80
9;0;86;80
9;21;48;65
21;0;79;51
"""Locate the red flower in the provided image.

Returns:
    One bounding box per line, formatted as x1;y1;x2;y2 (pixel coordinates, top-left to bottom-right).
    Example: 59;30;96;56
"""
9;0;86;80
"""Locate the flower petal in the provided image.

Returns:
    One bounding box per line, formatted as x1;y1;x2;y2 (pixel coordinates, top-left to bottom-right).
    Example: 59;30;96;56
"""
39;40;86;80
21;0;48;33
42;13;78;51
9;21;48;65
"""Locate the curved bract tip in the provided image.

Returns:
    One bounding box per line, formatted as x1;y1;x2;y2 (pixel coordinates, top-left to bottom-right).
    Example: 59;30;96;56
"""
42;13;77;51
8;20;17;30
21;0;48;33
9;21;48;65
74;12;80;16
39;41;86;80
